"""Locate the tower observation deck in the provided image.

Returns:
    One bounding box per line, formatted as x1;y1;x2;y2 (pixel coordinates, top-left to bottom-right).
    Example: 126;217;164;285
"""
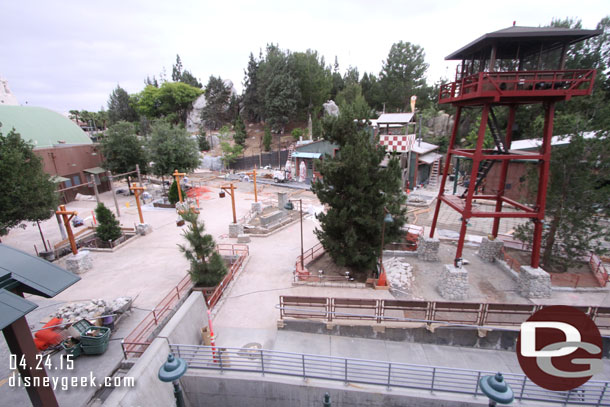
429;25;601;269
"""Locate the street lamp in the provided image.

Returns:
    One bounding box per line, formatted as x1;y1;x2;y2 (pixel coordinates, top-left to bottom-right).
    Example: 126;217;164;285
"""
158;353;188;407
284;199;304;270
479;372;514;406
378;208;394;286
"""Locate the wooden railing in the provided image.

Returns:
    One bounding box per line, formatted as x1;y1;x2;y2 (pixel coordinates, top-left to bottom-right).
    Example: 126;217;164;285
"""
122;244;249;358
206;244;249;309
279;296;610;330
590;253;609;288
122;274;193;358
439;69;596;103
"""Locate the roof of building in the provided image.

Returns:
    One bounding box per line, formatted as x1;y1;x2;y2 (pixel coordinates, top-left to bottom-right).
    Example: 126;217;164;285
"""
0;244;80;330
377;113;415;125
0;106;92;148
292;152;322;159
511;131;597;150
419;152;443;164
411;141;439;154
446;26;601;60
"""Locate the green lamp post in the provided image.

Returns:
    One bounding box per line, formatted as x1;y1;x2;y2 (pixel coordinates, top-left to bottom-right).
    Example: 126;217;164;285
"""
479;373;514;406
323;392;332;406
158;354;188;407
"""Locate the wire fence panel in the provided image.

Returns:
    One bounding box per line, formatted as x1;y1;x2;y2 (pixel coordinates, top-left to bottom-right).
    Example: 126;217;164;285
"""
171;344;610;406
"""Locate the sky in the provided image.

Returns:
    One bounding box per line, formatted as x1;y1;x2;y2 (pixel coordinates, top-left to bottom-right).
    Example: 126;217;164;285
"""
2;0;607;114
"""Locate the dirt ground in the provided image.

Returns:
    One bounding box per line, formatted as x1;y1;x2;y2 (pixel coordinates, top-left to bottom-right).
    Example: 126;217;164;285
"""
505;247;600;287
307;252;366;282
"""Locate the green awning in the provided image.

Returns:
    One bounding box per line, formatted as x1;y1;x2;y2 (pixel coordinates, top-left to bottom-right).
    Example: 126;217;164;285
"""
0;245;80;298
83;167;106;175
50;175;70;183
0;290;37;330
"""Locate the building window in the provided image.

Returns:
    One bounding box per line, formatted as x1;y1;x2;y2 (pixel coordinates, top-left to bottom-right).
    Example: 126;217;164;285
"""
71;174;81;186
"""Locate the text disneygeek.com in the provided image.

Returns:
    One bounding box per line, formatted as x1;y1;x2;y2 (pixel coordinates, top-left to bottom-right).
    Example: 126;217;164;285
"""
9;372;135;391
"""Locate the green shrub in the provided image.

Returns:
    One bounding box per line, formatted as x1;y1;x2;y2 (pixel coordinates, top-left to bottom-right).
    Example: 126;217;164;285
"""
168;180;186;205
291;128;304;141
178;209;227;286
197;131;210;151
95;203;122;242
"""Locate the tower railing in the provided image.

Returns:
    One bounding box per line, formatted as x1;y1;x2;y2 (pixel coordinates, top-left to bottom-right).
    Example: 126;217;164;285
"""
440;69;596;103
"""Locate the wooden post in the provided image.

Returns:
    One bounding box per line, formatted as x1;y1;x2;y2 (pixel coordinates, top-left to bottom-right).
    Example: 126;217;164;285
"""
130;183;146;224
56;205;78;255
107;171;121;217
221;183;237;223
172;169;186;203
89;174;100;204
246;168;258;202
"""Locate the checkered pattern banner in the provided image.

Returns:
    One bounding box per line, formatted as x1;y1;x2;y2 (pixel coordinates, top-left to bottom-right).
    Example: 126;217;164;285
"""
379;134;416;152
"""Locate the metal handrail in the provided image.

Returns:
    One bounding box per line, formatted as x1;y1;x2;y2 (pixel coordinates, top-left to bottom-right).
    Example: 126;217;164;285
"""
170;344;610;406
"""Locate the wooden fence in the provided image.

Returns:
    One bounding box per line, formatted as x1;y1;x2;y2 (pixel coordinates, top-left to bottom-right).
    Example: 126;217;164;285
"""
279;296;610;330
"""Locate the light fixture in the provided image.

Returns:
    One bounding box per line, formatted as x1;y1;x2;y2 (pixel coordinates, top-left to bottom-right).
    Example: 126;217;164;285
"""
479;373;514;406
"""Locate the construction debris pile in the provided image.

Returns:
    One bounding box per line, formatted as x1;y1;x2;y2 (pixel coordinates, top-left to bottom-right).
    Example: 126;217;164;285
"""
383;257;414;291
54;297;132;322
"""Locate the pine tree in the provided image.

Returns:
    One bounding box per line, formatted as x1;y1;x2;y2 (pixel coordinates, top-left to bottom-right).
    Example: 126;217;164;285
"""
168;180;186;205
263;126;272;151
178;209;227;286
312;107;407;275
233;115;247;147
514;132;610;272
95;203;122;242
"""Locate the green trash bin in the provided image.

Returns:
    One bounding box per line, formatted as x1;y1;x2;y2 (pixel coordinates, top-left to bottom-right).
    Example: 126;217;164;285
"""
61;338;82;358
80;326;111;355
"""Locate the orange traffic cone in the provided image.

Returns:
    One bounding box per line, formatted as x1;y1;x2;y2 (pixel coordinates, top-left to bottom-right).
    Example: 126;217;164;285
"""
377;270;388;287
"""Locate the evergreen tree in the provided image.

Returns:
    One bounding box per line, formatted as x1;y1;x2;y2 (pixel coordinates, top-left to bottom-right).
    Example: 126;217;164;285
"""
330;56;344;100
263;125;272;151
312;107;406;275
0;129;58;237
243;52;262;122
107;85;138;124
514;132;609;272
178;209;228;286
379;41;431;111
197;131;210;151
201;76;231;130
233;115;247;146
95;203;122;242
168;180;186;205
264;65;300;133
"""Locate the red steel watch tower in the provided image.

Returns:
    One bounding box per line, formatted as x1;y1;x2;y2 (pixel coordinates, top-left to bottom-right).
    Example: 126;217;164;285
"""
429;25;601;268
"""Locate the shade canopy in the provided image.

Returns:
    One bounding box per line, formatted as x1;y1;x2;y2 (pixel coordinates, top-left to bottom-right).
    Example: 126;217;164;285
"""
446;26;601;61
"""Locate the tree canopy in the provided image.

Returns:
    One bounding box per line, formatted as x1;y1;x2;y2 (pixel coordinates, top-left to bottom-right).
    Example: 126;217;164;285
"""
201;76;232;130
107;85;138;124
133;82;203;124
100;121;148;188
148;121;200;177
0;128;58;236
379;41;432;112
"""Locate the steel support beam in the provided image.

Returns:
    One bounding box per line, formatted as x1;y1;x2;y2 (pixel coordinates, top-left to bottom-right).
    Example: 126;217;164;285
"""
492;105;516;237
455;103;491;260
530;101;555;268
429;106;462;238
